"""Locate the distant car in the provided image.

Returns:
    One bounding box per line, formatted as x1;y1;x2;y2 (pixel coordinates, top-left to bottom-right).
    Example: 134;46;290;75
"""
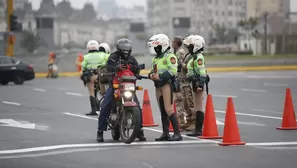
0;55;35;85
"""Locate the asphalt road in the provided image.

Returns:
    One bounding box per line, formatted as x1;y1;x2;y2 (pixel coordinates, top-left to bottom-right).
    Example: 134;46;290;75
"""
1;71;297;168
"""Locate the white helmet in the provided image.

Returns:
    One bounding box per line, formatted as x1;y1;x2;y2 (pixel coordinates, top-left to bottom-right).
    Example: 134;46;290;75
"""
149;33;170;54
87;40;99;51
183;35;204;54
99;43;111;54
147;35;157;55
195;35;205;48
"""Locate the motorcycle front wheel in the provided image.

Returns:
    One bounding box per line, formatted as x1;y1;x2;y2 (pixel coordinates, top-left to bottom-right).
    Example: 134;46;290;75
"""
119;106;141;144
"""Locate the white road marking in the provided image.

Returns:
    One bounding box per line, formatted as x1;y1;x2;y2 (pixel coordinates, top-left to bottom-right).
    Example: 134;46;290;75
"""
142;162;154;168
264;83;288;87
32;88;46;92
212;94;238;98
65;92;84;97
251;109;282;114
215;110;284;120
241;88;267;93
0;140;213;155
0;148;110;159
256;146;297;150
1;101;21;106
0;119;49;130
246;142;297;146
63;112;219;143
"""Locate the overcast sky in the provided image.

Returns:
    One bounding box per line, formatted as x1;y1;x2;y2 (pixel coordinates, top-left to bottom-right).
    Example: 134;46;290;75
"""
29;0;296;11
29;0;146;9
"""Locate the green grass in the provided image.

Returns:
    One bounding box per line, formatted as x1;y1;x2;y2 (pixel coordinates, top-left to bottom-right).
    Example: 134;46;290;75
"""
205;54;297;61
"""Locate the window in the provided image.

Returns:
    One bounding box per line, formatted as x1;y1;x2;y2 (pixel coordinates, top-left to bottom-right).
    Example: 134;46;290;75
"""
229;0;233;5
0;57;15;65
229;11;233;16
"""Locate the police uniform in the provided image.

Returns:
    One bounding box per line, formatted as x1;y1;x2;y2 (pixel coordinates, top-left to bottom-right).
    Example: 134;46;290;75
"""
149;51;182;141
175;47;195;130
82;50;109;116
185;53;207;136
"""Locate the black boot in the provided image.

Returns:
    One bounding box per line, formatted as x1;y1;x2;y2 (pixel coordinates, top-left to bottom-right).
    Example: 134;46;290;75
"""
86;96;98;116
186;111;204;137
137;129;146;141
97;130;104;142
155;96;170;141
168;113;183;141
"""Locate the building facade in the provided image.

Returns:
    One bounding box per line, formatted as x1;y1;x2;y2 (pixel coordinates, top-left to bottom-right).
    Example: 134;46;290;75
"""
246;0;290;18
147;0;246;43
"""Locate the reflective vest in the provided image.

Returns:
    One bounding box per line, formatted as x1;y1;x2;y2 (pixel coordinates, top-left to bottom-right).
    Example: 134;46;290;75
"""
81;52;108;70
186;53;206;78
150;52;178;76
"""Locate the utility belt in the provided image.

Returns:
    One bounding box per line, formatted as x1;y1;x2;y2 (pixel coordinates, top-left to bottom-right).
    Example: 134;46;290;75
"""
154;76;181;93
81;69;98;85
189;74;210;94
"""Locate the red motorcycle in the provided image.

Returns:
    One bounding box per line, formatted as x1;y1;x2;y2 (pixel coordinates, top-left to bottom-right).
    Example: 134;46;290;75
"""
99;63;147;144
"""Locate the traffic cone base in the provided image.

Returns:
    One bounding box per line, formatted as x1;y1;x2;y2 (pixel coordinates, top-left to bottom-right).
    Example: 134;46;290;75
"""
276;127;297;130
218;142;246;146
199;135;222;139
142;89;159;127
198;95;222;139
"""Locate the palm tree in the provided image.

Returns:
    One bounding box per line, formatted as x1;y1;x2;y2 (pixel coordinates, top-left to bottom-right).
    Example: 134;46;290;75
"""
237;17;258;49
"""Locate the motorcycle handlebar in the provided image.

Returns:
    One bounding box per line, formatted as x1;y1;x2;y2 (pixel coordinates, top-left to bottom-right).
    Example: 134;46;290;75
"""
100;73;149;80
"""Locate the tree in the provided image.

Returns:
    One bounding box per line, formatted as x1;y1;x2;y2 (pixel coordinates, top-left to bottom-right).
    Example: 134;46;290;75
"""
237;17;258;49
211;23;229;44
20;30;44;53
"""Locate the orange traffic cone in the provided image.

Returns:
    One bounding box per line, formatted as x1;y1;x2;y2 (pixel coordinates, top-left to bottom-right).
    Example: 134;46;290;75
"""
142;89;159;127
219;97;246;146
169;102;183;132
277;88;297;130
199;95;222;139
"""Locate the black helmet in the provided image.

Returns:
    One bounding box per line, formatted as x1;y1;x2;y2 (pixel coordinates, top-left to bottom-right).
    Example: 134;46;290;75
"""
117;38;132;58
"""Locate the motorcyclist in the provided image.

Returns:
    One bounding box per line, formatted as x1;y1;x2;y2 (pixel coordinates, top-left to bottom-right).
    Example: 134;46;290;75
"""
96;38;146;142
148;33;182;141
81;40;109;116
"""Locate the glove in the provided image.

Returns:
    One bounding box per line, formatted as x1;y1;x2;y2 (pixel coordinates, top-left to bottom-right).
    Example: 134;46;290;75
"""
115;64;127;71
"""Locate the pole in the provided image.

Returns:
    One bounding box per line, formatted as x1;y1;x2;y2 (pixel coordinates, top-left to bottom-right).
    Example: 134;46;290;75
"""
263;11;268;55
5;0;14;57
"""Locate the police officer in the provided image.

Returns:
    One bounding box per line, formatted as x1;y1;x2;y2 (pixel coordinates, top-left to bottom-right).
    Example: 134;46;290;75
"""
172;36;196;130
148;34;182;141
97;42;111;95
82;40;109;116
97;38;146;142
183;35;208;137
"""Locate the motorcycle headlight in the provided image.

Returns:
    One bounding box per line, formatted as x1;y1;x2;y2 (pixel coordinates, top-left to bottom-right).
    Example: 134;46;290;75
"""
123;91;133;98
123;83;135;91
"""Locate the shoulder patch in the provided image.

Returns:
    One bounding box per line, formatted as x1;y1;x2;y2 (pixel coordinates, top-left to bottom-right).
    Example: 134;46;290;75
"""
170;57;176;64
163;59;167;64
197;59;203;66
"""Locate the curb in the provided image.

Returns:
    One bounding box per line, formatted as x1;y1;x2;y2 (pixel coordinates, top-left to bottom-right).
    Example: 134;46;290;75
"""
35;65;297;78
